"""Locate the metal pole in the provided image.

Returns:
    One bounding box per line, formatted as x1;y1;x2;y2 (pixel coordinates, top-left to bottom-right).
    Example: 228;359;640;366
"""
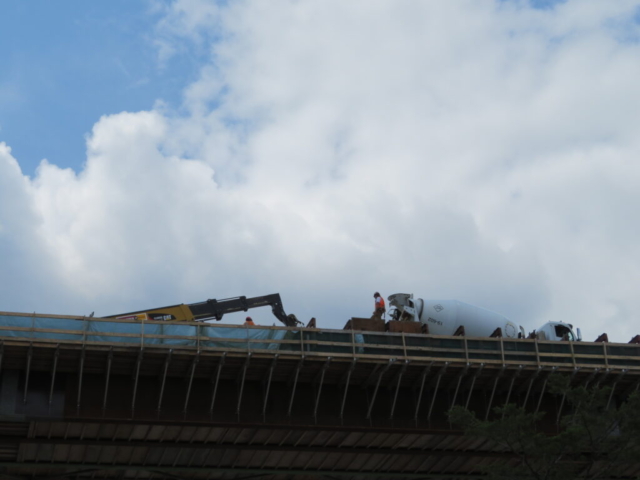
236;354;251;417
76;347;85;414
131;350;144;416
262;355;278;419
501;365;522;418
209;353;226;417
48;346;60;406
183;354;199;415
427;363;448;423
340;359;357;421
413;363;433;423
535;366;557;414
449;363;470;409
366;359;395;419
465;363;484;409
485;365;506;420
522;366;541;411
102;349;114;415
390;360;409;420
288;357;304;417
23;345;33;404
313;357;332;422
157;350;173;415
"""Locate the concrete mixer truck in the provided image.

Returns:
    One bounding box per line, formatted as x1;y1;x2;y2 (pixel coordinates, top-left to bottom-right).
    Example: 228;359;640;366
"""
388;293;582;342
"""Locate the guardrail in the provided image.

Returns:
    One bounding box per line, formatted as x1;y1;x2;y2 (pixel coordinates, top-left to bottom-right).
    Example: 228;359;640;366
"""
1;312;639;369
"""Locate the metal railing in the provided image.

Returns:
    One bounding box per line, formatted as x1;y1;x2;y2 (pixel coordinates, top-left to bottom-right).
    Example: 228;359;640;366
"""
0;312;639;369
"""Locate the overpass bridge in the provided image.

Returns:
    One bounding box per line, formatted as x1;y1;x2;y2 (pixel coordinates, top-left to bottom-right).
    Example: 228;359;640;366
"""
0;311;638;479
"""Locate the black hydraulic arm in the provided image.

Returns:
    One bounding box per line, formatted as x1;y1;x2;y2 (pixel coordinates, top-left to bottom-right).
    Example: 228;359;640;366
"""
188;293;302;327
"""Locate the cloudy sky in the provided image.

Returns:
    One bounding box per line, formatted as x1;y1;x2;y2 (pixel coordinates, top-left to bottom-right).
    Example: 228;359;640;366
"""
1;0;640;341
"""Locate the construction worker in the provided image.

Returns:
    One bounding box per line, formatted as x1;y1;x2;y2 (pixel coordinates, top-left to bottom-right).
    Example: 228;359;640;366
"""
244;316;256;326
373;292;386;320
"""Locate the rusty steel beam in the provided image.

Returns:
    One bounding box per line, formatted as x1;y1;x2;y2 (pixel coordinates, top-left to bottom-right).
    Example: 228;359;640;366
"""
0;462;492;479
4;436;522;458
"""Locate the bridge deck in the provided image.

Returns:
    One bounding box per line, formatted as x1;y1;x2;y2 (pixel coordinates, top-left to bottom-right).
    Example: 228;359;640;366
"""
0;312;637;479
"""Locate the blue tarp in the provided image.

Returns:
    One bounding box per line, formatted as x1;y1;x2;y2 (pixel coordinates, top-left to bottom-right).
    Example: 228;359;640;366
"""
0;315;289;350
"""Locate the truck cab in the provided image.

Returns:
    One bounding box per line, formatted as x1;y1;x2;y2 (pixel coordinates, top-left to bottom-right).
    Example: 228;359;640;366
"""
534;321;581;342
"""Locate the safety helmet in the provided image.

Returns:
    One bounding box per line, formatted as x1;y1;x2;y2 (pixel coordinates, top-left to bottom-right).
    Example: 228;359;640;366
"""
373;292;380;297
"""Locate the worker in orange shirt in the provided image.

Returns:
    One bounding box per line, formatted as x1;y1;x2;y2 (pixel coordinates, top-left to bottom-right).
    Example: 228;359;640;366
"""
244;316;256;326
373;292;386;320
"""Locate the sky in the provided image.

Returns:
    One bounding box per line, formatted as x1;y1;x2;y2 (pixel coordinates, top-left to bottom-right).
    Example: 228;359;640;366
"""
1;0;640;341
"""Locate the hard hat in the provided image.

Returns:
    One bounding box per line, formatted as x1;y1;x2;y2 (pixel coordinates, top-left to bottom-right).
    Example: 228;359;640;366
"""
374;292;380;297
246;316;252;321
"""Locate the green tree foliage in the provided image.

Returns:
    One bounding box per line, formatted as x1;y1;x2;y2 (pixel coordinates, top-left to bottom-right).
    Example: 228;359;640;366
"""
449;375;640;480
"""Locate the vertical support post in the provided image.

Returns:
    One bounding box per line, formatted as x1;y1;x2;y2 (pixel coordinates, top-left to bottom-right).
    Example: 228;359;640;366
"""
427;363;449;423
607;370;626;410
76;347;85;415
236;354;251;417
449;363;470;409
102;348;114;416
0;341;4;375
465;363;484;409
556;367;579;425
594;368;610;389
535;366;557;414
288;357;304;417
209;353;226;417
183;354;199;415
340;359;357;422
23;344;33;404
501;365;522;418
157;350;173;415
313;357;332;422
131;349;144;416
522;366;542;411
48;345;60;406
351;329;356;356
413;362;433;423
366;359;395;420
390;360;409;420
485;365;506;420
262;355;278;420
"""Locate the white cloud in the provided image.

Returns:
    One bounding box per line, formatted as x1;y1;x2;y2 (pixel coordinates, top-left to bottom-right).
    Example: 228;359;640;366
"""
2;0;640;341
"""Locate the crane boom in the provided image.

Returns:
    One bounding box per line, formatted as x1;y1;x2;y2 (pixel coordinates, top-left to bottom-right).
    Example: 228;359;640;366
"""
106;293;302;327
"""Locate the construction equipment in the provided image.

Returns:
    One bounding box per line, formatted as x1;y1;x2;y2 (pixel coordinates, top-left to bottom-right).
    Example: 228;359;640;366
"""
107;293;302;327
388;293;582;341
